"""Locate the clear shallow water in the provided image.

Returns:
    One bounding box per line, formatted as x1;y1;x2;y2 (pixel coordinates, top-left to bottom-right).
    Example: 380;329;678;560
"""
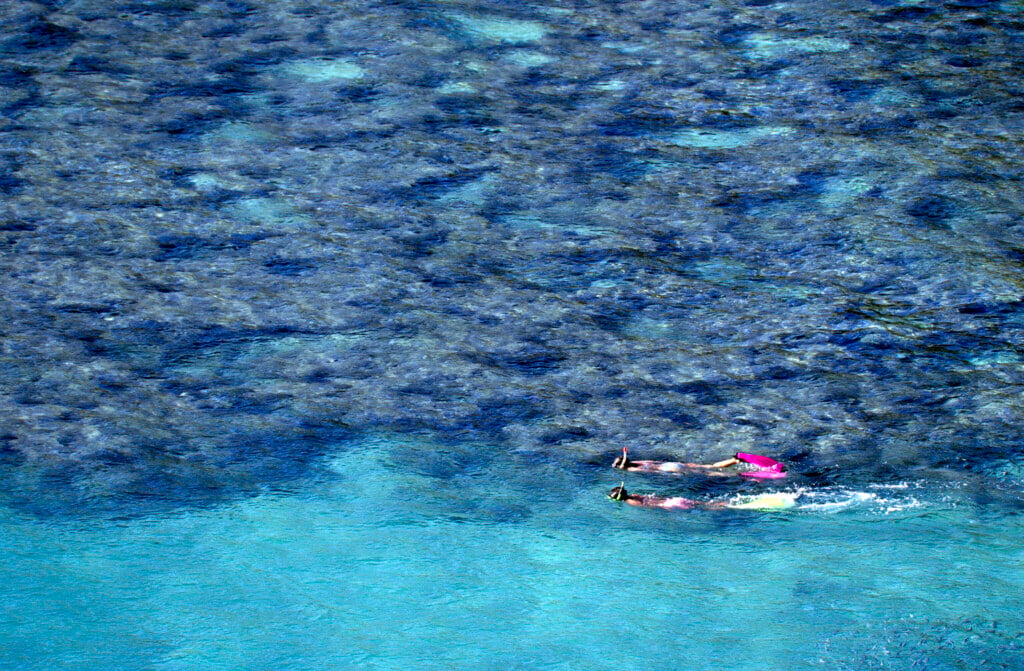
3;437;1022;670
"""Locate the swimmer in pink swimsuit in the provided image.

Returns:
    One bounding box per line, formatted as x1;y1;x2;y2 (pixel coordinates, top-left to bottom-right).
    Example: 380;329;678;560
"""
607;485;727;510
709;452;787;479
612;448;786;479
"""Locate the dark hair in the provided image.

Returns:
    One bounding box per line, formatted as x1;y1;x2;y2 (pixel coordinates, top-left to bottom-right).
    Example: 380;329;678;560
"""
613;455;632;469
608;485;628;501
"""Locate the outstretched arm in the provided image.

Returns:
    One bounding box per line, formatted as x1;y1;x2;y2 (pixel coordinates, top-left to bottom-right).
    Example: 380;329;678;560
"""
683;457;739;469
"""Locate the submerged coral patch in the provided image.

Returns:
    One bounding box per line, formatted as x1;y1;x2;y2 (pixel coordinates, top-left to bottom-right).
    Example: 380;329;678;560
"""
0;0;1023;516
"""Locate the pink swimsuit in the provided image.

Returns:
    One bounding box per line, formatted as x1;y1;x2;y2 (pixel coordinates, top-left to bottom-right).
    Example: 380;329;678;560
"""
735;452;787;479
660;496;700;509
639;495;698;509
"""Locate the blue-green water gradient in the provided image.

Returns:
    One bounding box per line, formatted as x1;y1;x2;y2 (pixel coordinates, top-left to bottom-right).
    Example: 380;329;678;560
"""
2;0;1024;668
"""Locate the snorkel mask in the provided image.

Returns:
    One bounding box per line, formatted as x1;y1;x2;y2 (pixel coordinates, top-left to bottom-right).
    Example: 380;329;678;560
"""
608;482;628;501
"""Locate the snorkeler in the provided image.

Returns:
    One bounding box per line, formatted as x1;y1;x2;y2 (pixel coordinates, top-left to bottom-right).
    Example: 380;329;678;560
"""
612;448;787;479
606;484;728;510
607;484;797;511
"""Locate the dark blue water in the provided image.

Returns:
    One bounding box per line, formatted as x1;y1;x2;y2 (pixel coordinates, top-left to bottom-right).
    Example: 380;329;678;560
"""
1;0;1023;668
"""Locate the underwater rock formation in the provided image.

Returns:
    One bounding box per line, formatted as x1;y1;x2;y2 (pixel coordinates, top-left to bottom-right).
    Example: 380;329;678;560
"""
1;0;1023;513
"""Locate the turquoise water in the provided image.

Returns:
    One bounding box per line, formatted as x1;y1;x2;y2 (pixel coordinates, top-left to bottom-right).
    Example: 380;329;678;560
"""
3;436;1022;670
